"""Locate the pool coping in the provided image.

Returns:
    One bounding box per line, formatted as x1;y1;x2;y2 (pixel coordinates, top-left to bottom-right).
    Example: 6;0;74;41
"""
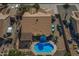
31;41;57;56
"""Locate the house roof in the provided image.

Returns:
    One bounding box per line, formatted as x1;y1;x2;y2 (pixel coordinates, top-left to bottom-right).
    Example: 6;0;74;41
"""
9;8;16;16
72;11;79;21
21;17;51;36
21;33;32;41
22;8;52;36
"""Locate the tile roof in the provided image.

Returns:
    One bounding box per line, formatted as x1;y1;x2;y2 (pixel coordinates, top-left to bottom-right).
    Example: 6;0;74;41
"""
0;13;9;20
21;33;32;41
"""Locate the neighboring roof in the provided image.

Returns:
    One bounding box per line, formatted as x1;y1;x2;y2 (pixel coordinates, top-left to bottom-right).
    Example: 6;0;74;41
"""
21;33;32;41
9;8;16;16
0;13;9;20
72;11;79;21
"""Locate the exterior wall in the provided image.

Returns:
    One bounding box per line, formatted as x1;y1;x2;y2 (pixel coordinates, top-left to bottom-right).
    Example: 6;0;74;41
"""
21;16;51;36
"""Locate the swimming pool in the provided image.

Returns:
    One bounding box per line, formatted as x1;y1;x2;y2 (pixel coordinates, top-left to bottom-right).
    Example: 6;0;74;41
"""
31;41;57;55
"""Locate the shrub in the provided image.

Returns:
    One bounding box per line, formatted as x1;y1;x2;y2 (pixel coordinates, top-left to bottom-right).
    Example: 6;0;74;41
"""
64;52;71;56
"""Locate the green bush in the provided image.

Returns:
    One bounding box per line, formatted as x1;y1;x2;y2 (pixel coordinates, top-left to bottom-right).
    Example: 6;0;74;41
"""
18;4;40;13
32;3;40;12
8;49;25;56
64;52;71;56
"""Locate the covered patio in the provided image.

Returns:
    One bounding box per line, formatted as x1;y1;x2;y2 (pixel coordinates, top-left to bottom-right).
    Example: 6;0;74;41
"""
19;33;32;49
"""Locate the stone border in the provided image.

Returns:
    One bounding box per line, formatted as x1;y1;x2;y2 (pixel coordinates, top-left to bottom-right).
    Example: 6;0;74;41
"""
31;41;57;55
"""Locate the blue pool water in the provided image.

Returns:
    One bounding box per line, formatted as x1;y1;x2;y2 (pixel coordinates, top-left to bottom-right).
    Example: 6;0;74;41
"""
33;43;54;53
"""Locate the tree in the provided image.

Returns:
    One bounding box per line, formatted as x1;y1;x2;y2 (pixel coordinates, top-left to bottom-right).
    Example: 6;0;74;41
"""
33;34;40;41
51;16;56;23
2;3;8;6
63;3;70;10
2;3;8;8
63;4;70;20
32;3;40;12
18;4;33;15
8;49;25;56
18;4;26;12
64;51;71;56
